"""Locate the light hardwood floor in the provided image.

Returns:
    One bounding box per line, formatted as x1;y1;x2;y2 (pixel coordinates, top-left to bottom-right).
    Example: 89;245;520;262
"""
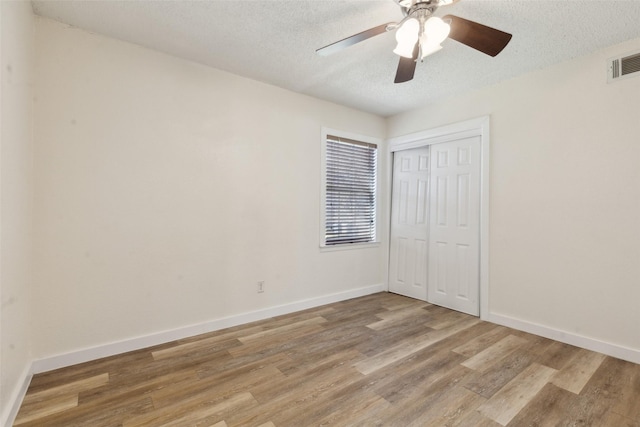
15;292;640;426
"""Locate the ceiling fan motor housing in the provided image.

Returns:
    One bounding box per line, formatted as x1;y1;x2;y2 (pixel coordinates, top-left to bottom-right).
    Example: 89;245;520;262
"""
402;0;439;18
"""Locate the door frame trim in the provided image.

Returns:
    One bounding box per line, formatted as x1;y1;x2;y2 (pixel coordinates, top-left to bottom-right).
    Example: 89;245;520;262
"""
386;116;490;320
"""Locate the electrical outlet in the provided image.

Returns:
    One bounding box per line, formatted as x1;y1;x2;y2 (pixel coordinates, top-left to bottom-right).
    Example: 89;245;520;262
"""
257;281;265;293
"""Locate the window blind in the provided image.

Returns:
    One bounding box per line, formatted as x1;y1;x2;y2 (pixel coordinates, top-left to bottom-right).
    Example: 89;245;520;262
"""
325;135;377;245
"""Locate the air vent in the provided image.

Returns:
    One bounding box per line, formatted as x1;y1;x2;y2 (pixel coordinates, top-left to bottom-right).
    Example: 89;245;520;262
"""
608;49;640;83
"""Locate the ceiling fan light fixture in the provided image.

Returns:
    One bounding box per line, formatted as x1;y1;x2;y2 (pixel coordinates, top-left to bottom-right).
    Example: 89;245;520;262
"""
393;18;419;58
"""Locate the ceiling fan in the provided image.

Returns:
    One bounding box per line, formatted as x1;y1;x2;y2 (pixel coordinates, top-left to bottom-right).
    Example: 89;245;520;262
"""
316;0;512;83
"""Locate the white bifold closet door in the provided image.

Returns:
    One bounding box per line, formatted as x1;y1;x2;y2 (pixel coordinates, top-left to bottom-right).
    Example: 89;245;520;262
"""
427;136;481;316
389;136;481;316
388;146;430;300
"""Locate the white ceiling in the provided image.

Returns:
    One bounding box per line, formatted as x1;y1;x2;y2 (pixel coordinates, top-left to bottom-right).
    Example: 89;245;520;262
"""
32;0;640;117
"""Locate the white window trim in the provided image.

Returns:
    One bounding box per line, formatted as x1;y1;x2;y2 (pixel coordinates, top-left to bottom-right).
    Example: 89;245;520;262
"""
320;127;382;251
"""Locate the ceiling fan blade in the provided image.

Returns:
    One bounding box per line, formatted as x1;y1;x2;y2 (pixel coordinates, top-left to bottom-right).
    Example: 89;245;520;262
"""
394;42;419;84
443;15;512;57
316;23;393;56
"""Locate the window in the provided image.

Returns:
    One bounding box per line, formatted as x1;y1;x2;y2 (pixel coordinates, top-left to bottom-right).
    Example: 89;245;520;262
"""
323;133;378;246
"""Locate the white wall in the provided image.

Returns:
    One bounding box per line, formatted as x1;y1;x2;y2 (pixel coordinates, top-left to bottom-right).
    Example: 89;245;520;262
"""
0;0;35;424
32;18;387;361
388;38;640;356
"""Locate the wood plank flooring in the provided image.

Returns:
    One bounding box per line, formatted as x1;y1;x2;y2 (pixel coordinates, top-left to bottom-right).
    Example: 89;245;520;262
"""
14;292;640;426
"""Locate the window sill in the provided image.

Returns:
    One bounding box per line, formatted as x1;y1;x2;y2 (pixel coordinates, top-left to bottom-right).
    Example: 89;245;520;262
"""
320;241;381;252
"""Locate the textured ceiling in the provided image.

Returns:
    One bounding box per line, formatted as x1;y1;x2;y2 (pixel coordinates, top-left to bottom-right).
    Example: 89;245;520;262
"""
32;0;640;117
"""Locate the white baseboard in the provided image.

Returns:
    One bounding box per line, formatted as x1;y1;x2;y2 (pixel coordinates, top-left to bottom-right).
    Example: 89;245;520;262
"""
31;283;387;374
2;365;32;427
488;312;640;365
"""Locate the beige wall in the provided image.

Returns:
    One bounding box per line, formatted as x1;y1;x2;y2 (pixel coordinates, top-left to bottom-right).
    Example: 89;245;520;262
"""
0;0;35;423
388;37;640;353
32;18;388;360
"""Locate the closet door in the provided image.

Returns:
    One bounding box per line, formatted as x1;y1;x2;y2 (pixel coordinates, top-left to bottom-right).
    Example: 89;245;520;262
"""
388;146;430;300
427;136;481;316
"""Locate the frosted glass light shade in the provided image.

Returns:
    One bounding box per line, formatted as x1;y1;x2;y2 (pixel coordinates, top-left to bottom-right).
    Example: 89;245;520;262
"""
424;17;450;45
393;18;419;58
417;16;449;58
394;40;418;58
419;38;443;58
